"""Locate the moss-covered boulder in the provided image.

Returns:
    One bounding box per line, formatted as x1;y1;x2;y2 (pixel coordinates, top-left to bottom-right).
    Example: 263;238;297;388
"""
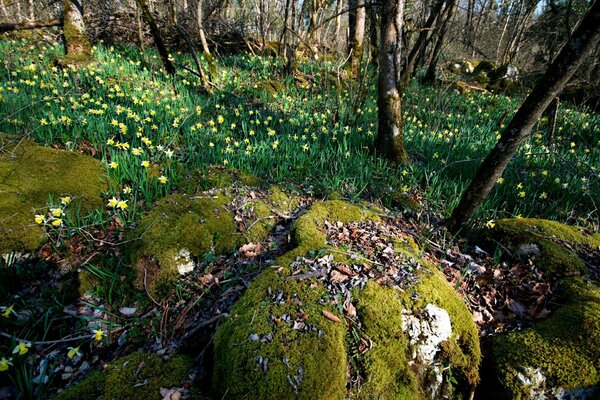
0;138;106;254
492;278;600;399
213;200;480;399
55;352;192;400
490;218;600;278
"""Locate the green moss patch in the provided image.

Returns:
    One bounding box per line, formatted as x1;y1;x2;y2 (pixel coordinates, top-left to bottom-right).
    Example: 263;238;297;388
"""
213;269;347;399
492;218;599;277
128;193;239;295
0;138;106;253
492;278;600;399
55;352;192;400
177;166;263;193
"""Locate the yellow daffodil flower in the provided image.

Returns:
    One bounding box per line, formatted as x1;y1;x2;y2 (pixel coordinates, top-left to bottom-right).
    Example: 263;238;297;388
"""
140;160;150;168
109;162;118;169
123;186;132;194
60;196;71;205
92;329;104;342
2;305;15;318
52;219;63;227
518;191;526;198
67;346;82;359
50;208;63;217
486;220;496;229
496;178;504;184
158;176;168;184
13;342;31;356
107;197;118;207
0;357;12;371
34;215;45;224
116;200;128;210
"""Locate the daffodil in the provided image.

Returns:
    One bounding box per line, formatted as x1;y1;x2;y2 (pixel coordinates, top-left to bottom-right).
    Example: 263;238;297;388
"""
92;329;104;342
116;200;128;210
158;176;168;184
141;160;150;168
60;196;71;205
13;342;31;356
496;178;504;185
67;346;82;359
107;197;118;207
539;192;548;200
1;305;15;318
34;214;45;224
486;220;496;229
109;162;118;169
51;219;63;227
0;357;12;371
50;208;63;217
518;191;526;198
123;186;132;194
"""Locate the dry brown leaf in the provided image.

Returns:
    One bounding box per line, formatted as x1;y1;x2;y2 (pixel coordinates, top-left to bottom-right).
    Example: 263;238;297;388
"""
322;310;342;323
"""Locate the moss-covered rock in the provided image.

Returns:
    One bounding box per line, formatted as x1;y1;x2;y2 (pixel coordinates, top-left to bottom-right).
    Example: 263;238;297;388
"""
213;200;480;399
491;218;599;277
127;193;240;295
177;166;262;193
0;138;106;254
55;352;192;400
492;278;600;399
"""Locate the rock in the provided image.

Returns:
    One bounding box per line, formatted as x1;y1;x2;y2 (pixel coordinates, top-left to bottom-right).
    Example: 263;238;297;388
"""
491;278;600;399
55;352;192;400
212;200;481;399
0;137;107;253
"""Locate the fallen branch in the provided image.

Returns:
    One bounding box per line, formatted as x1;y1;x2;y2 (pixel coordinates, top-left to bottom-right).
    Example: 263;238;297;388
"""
0;19;63;33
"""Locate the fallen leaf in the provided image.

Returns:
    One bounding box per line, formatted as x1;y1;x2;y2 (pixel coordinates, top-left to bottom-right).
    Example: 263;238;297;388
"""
322;310;342;323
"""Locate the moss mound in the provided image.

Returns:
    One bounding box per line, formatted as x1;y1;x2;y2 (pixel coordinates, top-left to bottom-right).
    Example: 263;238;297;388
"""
177;166;263;193
0;138;106;254
213;269;348;400
491;218;599;277
213;200;480;399
55;352;192;400
128;193;240;295
492;278;600;399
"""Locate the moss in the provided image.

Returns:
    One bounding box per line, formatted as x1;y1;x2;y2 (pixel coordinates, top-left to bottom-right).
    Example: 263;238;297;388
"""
63;0;92;64
276;200;381;267
492;218;599;277
267;185;301;215
213;269;347;400
177;167;262;193
55;370;105;400
57;352;192;400
128;193;240;295
493;278;600;399
0;138;107;254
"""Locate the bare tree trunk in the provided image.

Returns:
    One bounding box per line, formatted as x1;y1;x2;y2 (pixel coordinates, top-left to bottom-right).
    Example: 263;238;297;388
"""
136;0;175;75
28;0;34;20
136;2;145;55
448;0;600;232
368;0;379;65
423;0;456;83
196;0;215;78
374;0;407;163
63;0;91;63
334;0;343;43
348;0;366;73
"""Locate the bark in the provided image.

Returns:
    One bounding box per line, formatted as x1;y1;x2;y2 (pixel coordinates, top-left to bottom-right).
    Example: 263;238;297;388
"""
423;0;456;83
63;0;91;62
400;0;446;86
0;19;63;33
348;0;366;73
448;0;600;232
136;0;175;75
334;0;343;40
374;0;407;163
368;0;379;65
196;0;216;79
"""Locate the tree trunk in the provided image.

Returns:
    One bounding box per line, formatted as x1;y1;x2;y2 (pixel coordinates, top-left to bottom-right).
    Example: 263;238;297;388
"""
348;0;366;73
448;0;600;232
368;0;379;65
196;0;216;78
423;0;455;83
63;0;92;63
334;0;343;47
374;0;407;163
136;0;176;75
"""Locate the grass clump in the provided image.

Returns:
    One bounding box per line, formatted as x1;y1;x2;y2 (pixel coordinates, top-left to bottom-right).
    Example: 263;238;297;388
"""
493;278;600;399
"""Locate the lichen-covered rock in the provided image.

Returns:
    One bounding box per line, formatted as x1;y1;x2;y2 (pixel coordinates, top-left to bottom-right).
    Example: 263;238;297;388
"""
492;278;600;399
55;352;192;400
213;200;480;399
0;138;106;254
490;218;599;277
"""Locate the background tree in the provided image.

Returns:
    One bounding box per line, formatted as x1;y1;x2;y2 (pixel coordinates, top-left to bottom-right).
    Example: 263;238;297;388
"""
374;0;407;162
448;0;600;232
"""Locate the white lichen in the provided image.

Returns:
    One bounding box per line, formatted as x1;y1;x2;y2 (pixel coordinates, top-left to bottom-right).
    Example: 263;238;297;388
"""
402;304;452;362
175;249;195;275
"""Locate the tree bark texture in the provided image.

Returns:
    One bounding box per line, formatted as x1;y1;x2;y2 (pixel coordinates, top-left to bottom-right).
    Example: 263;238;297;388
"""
448;0;600;232
374;0;407;163
136;0;176;75
348;0;366;73
63;0;92;62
